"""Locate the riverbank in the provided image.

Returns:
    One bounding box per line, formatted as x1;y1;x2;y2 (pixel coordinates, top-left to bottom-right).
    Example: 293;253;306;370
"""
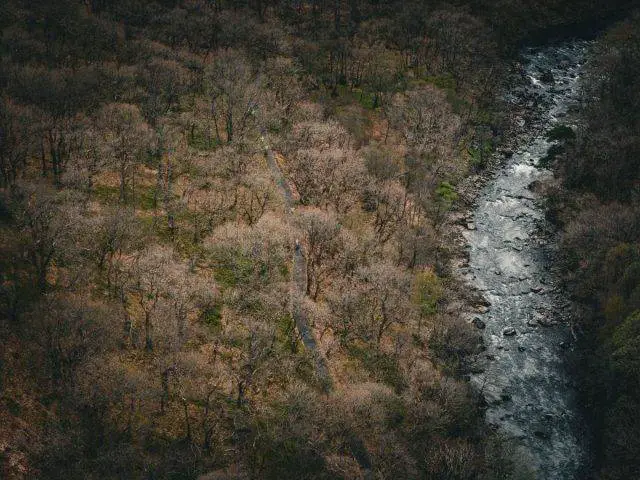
446;41;592;479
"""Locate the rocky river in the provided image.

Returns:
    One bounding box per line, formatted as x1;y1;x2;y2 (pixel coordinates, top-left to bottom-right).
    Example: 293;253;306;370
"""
460;41;591;478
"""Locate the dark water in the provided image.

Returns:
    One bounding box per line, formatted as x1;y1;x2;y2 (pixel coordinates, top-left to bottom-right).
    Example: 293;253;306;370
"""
462;42;590;478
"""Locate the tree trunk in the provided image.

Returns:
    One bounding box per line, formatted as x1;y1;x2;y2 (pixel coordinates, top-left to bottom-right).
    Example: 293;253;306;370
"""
182;397;192;441
41;139;47;177
119;161;127;203
160;369;169;414
226;108;233;143
236;381;245;406
144;312;153;351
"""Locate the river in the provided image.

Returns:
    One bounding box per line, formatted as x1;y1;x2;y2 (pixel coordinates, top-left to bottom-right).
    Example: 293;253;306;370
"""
460;41;591;478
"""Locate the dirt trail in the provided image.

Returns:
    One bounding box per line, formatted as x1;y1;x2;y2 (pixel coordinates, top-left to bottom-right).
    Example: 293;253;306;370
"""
261;138;332;391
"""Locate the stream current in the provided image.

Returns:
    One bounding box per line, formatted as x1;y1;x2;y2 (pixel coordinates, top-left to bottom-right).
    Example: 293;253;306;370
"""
462;41;590;478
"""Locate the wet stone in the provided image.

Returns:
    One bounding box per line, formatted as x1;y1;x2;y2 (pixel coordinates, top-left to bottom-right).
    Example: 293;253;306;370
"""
478;298;492;307
520;285;532;295
533;424;552;440
537;316;557;327
472;317;487;329
502;327;517;336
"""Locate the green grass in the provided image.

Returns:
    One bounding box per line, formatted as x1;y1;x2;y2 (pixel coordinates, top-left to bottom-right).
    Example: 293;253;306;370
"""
467;140;494;170
436;181;458;204
212;255;255;289
414;75;472;116
312;84;380;111
93;183;160;211
93;184;120;205
347;344;406;392
5;396;21;416
187;127;221;151
333;85;378;110
421;74;457;91
201;303;222;333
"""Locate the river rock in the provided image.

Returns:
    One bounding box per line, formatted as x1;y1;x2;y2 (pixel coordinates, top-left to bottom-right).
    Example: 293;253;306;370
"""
533;423;552;439
536;315;557;327
466;222;476;230
472;317;486;329
527;180;542;191
502;327;517;336
478;298;492;307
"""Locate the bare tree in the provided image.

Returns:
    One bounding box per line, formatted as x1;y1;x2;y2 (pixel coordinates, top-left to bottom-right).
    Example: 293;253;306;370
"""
289;147;368;212
295;208;356;300
92;206;141;283
28;293;118;388
0;99;35;187
370;180;409;245
390;86;461;161
223;311;278;406
8;182;81;291
329;262;414;347
97;103;155;204
204;49;260;144
131;246;172;351
162;261;217;345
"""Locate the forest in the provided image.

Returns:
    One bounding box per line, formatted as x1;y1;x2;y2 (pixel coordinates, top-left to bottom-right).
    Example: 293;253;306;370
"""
544;12;640;480
0;1;637;479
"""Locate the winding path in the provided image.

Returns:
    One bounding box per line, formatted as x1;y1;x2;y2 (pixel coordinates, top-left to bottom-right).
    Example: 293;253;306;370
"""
261;136;333;391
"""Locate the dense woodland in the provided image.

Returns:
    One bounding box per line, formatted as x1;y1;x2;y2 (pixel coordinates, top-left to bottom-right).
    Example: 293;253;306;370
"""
544;12;640;480
0;1;637;479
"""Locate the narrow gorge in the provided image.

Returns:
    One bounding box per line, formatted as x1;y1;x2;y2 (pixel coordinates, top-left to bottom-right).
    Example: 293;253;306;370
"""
461;41;591;479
